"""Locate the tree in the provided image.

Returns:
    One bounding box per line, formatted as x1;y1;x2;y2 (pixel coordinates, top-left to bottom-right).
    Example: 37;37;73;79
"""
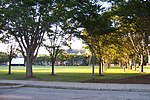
111;0;150;72
76;9;115;76
7;44;17;74
0;0;54;77
0;33;18;74
33;55;51;66
0;52;8;65
43;0;79;75
72;0;102;78
44;20;73;75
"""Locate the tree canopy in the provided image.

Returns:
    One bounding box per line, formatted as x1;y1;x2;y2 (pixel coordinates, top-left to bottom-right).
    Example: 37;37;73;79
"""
0;0;54;77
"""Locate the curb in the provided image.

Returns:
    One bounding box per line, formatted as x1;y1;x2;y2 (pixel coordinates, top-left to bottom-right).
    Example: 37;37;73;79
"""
24;84;150;92
0;84;25;89
1;81;150;92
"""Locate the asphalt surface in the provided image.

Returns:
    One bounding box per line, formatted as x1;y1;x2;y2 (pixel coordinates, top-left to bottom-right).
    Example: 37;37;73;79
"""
1;87;150;100
0;80;150;92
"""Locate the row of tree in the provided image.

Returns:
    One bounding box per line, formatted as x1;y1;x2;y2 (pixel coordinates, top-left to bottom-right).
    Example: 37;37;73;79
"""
0;0;150;78
78;0;150;77
33;54;90;66
0;52;8;65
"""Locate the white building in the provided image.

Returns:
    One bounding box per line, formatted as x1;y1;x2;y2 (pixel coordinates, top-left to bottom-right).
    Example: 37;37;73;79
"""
8;57;25;66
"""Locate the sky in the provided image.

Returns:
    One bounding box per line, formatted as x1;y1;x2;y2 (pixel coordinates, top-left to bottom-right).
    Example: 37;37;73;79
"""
38;38;85;55
0;38;85;55
0;43;8;53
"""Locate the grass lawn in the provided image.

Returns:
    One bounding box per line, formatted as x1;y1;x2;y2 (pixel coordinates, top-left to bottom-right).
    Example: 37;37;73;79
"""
0;65;149;82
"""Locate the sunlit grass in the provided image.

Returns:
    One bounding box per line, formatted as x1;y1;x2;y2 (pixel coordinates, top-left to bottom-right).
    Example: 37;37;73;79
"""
0;65;149;82
105;67;139;73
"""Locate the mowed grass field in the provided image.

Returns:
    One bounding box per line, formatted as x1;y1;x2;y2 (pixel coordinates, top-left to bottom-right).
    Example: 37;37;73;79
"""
0;65;149;82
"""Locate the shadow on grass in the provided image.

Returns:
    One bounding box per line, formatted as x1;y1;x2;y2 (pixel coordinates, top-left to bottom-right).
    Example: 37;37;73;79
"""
0;71;146;82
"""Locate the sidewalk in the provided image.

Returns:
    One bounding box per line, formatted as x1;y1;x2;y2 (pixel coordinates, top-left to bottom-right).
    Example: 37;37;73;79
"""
0;79;150;92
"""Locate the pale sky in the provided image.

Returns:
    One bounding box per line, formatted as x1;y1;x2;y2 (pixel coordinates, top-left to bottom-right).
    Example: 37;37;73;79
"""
38;38;85;55
0;38;85;55
0;43;8;53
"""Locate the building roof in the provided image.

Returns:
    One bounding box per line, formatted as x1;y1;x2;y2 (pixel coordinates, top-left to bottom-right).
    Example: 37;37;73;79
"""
64;49;86;55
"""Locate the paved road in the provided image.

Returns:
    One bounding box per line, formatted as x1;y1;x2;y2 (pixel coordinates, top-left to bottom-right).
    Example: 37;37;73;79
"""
1;80;150;92
0;87;150;100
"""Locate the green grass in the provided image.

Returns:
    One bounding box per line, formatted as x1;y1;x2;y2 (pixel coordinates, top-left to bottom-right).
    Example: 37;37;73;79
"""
0;65;149;82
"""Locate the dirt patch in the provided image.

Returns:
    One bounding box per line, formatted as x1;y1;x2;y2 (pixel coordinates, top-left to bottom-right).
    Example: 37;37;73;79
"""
82;74;150;84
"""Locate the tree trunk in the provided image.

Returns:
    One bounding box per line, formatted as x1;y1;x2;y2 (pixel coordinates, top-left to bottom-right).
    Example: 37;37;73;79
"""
98;58;102;76
92;52;95;79
102;62;103;72
8;46;13;75
125;62;128;69
8;57;12;74
129;59;132;70
26;56;33;78
51;57;56;75
51;62;55;75
140;54;144;72
98;63;101;76
135;54;138;71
